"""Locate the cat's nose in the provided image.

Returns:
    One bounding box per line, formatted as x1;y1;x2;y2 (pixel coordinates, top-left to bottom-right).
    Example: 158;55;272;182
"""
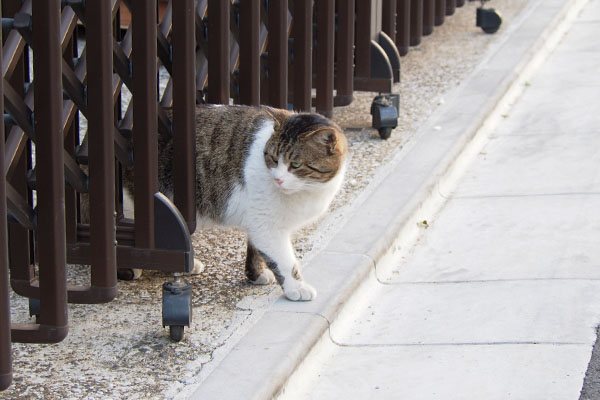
274;178;283;186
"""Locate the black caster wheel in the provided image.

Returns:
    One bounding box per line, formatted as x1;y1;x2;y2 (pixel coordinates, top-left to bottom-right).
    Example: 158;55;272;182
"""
378;127;393;140
169;325;185;342
476;6;502;34
371;93;399;140
162;275;192;342
28;297;40;324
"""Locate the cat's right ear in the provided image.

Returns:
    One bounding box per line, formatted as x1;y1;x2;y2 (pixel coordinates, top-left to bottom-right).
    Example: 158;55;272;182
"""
264;107;292;133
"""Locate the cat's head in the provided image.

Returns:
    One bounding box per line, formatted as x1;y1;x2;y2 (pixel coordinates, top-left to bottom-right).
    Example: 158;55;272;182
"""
263;110;347;193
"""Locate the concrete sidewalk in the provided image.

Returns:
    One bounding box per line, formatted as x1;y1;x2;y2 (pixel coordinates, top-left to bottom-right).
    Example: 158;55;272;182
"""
276;0;600;398
3;0;594;398
194;0;600;399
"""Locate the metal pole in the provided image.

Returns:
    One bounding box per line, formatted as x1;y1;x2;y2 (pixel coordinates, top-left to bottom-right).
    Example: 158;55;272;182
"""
0;4;13;388
315;0;334;117
334;0;354;106
86;0;117;298
131;0;158;249
292;0;312;111
172;0;197;233
32;0;68;340
423;0;434;35
239;0;261;106
434;0;445;25
207;0;230;104
446;0;456;16
410;0;423;46
396;0;411;56
267;0;288;108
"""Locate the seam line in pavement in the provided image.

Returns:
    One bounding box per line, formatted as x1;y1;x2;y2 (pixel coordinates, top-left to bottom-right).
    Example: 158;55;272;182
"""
446;192;600;200
281;300;592;349
378;278;600;286
327;341;589;348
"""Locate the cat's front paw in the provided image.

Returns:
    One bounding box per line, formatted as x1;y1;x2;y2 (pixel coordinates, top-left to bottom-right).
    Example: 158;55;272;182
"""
283;281;317;301
250;269;276;285
188;258;205;275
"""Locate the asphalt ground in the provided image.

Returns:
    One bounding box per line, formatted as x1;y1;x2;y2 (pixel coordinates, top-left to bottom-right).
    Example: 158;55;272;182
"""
580;327;600;400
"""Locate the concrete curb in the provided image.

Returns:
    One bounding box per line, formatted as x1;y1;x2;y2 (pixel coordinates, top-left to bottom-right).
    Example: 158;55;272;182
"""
188;0;584;398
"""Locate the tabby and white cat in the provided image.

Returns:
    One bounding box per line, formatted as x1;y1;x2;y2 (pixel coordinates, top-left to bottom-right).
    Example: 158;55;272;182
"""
126;105;348;301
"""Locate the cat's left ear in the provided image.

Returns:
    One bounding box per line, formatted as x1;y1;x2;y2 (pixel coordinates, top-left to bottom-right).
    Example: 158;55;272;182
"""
313;128;346;155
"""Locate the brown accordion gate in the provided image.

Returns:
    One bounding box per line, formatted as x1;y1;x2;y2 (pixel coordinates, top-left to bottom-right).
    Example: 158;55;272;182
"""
1;0;467;391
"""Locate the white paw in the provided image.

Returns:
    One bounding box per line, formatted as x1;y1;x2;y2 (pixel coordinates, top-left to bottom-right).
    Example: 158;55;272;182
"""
131;268;143;280
283;281;317;301
250;269;276;285
188;258;205;275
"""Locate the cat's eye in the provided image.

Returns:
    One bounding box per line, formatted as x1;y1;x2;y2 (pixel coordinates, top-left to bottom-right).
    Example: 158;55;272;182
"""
270;155;278;164
290;161;302;169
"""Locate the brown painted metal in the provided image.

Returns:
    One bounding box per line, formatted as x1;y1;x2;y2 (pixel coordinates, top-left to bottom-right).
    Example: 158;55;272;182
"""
434;0;445;25
172;0;197;234
131;0;158;249
382;0;397;47
334;0;354;107
207;0;230;104
10;0;69;344
84;0;118;302
4;0;33;311
63;32;78;248
0;4;13;390
267;0;288;108
423;0;434;35
410;0;423;46
446;0;456;16
291;0;312;111
315;0;334;118
396;0;411;56
355;0;373;79
239;0;261;106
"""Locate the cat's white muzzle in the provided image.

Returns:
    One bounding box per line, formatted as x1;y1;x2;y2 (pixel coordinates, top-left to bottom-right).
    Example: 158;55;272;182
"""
271;164;303;193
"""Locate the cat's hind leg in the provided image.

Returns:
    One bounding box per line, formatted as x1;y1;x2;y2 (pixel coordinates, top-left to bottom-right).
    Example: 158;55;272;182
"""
248;232;316;301
246;242;276;285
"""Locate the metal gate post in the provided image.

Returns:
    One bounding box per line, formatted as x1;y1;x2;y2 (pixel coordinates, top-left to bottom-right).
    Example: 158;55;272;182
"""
83;0;118;303
239;0;261;106
423;0;434;35
396;0;411;56
0;7;13;389
435;0;446;25
131;0;158;249
315;0;334;118
410;0;423;46
207;0;230;104
382;0;397;47
11;0;69;344
334;0;354;107
446;0;456;16
172;0;197;234
291;0;312;111
267;0;288;109
4;0;34;308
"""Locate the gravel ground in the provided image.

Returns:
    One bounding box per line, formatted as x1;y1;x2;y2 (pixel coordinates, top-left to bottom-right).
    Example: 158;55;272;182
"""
5;1;528;398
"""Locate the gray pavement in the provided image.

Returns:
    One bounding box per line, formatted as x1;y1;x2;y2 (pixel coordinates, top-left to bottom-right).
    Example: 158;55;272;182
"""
4;0;595;398
276;0;600;398
191;0;600;399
